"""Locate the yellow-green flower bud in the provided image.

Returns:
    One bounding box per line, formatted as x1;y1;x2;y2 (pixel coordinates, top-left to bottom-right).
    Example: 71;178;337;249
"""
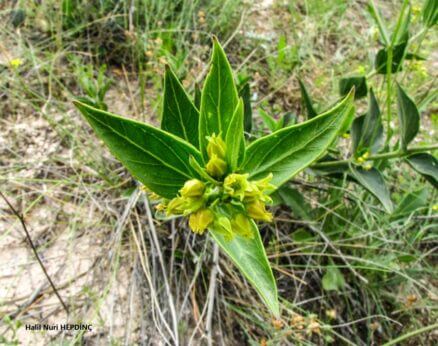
166;197;186;215
207;134;226;159
246;200;272;222
189;208;214;234
206;154;227;178
254;173;275;193
224;173;249;200
231;214;253;238
180;179;205;197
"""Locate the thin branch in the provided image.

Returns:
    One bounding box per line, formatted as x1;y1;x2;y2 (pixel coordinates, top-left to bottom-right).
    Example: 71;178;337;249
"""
205;243;220;346
312;144;438;169
0;191;69;315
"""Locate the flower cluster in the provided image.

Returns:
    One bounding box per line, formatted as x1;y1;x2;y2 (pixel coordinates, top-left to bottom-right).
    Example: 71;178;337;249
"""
153;134;275;240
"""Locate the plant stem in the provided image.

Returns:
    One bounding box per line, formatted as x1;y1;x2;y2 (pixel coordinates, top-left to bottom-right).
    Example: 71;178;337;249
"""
381;323;438;346
312;144;438;169
385;46;393;147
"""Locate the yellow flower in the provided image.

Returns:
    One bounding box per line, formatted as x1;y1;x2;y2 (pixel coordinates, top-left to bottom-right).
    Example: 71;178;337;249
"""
155;203;166;212
9;58;23;69
206;154;227;178
180;179;205;197
166;197;186;215
224;173;249;200
189;208;214;234
207;134;226;159
230;214;253;238
244;173;274;203
246;200;272;222
253;173;275;193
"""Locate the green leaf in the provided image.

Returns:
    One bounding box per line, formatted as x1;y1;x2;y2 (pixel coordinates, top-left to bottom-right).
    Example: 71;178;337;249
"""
350;166;393;213
194;83;201;110
292;229;314;243
238;81;253;134
422;0;438;27
209;220;279;316
392;188;429;220
367;1;390;45
225;99;245;171
322;266;345;292
298;79;318;119
351;89;383;155
259;108;278;132
161;66;199;147
242;90;355;189
277;186;312;220
375;41;408;74
406;153;438;188
391;2;411;46
199;38;239;160
74;100;203;199
339;76;367;99
396;84;420;150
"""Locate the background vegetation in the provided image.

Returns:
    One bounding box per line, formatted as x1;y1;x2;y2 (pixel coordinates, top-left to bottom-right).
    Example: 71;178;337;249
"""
0;0;436;345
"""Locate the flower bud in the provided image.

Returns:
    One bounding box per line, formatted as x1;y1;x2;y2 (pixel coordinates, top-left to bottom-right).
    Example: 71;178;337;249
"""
166;197;186;215
205;154;227;178
224;173;249;200
189;208;214;234
254;173;275;193
180;179;205;197
231;214;253;238
207;134;226;159
246;200;272;222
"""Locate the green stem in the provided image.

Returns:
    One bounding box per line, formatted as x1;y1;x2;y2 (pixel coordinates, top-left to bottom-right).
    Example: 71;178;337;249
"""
382;323;438;346
385;45;393;147
312;144;438;169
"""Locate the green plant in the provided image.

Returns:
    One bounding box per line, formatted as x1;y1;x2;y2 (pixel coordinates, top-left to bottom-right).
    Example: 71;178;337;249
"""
74;38;355;316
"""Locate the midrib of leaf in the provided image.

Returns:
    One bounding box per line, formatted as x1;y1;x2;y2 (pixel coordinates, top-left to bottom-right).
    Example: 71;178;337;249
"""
216;51;222;133
168;77;189;142
86;111;195;179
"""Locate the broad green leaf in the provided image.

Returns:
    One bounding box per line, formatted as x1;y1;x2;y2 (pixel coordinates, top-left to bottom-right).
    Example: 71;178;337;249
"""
322;266;345;291
375;41;408;74
422;0;438;27
392;188;429;220
298;79;318;119
225;99;245;171
350;166;393;213
351;89;383;155
238;82;253;134
339;76;367;99
74;100;203;199
406;153;438;188
242;90;355;188
161;66;199;147
209;220;279;316
396;84;419;150
199;38;239;160
277;186;312;220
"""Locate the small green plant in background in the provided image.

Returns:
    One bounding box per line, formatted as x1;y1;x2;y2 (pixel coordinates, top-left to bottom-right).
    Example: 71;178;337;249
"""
74;38;355;316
